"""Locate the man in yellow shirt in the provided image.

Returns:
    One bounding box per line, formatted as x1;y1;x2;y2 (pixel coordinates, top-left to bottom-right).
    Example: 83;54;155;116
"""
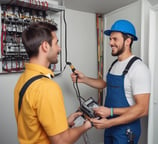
14;22;91;144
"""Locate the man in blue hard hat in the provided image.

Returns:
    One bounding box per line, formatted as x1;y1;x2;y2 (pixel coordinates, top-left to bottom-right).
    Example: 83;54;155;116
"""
71;19;151;144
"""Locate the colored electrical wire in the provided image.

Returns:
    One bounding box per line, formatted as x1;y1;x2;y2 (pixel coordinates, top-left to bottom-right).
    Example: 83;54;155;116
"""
45;1;48;10
66;62;86;106
72;75;86;107
1;30;4;56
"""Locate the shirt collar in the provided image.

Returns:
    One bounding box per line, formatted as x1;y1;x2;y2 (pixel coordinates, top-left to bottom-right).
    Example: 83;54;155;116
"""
25;63;54;78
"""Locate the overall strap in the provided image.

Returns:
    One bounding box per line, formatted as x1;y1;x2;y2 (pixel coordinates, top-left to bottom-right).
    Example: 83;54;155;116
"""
108;59;118;73
122;56;141;75
18;75;48;112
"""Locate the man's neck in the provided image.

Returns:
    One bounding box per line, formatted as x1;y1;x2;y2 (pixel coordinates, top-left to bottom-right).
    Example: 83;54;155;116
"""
118;52;132;61
29;57;49;68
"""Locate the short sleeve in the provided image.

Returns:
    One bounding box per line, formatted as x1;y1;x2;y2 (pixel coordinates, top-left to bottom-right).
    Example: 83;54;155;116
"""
130;61;151;95
37;80;68;136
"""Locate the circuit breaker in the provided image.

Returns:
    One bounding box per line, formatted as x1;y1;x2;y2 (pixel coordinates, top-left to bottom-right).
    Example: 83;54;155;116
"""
0;0;64;74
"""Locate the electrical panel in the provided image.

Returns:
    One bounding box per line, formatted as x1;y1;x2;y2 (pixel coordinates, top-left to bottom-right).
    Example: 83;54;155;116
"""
0;0;64;74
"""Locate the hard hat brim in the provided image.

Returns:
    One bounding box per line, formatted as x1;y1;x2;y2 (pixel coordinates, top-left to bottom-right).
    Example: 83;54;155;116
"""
104;30;138;41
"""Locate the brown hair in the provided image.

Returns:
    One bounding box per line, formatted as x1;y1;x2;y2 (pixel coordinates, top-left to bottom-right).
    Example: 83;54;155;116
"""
22;22;57;58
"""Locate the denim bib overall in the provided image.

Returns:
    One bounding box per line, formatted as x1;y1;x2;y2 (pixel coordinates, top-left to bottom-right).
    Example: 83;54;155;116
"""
104;56;141;144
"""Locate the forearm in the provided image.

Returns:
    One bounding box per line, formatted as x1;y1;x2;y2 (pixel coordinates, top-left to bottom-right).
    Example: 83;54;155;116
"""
49;122;91;144
62;125;89;144
110;104;148;127
83;77;106;89
113;107;130;116
109;94;149;128
91;94;150;129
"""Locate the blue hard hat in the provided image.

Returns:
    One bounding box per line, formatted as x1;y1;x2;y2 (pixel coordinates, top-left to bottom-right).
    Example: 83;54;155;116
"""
104;19;138;41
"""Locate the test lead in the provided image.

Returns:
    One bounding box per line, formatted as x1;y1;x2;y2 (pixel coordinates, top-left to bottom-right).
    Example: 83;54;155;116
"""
66;62;76;73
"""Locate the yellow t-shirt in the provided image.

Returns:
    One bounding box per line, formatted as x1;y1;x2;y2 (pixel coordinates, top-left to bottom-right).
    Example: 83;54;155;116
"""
14;63;68;144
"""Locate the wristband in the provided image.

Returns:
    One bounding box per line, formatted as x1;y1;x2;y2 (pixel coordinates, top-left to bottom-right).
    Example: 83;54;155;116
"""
110;108;113;117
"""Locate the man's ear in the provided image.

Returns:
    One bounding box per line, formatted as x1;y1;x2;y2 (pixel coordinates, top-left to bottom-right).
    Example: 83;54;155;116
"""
125;38;132;47
41;41;49;52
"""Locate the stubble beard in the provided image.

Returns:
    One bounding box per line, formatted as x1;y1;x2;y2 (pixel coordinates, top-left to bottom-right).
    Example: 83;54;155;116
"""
111;42;125;56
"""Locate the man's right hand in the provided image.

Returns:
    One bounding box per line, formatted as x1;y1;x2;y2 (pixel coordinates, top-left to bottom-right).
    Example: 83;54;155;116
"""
71;70;85;83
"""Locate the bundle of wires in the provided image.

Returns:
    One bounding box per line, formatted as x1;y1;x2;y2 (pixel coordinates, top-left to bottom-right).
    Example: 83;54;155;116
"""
66;62;92;144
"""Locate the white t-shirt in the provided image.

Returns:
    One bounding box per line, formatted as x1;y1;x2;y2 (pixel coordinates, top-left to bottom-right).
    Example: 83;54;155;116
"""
108;55;151;106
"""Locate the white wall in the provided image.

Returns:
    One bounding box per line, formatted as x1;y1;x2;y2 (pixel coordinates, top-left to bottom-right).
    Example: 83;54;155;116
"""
148;4;158;144
140;0;151;64
0;74;20;144
0;9;104;144
59;9;104;144
152;12;158;143
104;1;148;144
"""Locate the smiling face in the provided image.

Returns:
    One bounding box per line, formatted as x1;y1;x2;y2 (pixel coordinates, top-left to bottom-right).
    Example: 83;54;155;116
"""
109;32;126;57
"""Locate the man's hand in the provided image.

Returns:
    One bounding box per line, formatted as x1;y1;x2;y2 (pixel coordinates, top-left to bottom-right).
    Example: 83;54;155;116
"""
90;118;112;129
67;111;83;127
71;70;85;83
93;106;111;118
